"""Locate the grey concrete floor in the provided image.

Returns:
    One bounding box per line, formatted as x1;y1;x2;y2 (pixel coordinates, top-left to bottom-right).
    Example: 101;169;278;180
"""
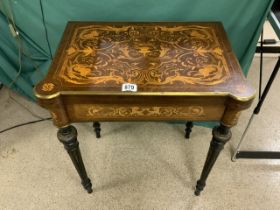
0;56;279;210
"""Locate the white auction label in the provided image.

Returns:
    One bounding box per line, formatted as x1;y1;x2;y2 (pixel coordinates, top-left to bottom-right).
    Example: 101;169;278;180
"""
121;83;137;92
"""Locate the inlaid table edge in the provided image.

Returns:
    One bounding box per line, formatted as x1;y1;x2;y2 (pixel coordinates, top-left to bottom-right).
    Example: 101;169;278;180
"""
34;88;256;102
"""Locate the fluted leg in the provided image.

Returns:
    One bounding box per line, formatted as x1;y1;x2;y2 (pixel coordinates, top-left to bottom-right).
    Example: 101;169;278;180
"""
185;121;193;139
93;122;101;138
57;125;93;193
195;124;232;196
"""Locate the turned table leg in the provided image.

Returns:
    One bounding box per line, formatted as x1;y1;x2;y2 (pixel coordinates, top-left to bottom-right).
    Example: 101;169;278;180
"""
93;122;101;138
57;125;93;193
195;124;232;196
185;121;193;139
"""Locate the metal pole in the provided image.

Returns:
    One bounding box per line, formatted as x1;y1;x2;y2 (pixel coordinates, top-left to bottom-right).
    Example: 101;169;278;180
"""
231;114;255;161
232;57;280;161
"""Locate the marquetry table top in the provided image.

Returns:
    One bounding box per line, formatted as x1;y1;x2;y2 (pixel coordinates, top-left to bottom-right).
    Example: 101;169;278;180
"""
35;22;255;101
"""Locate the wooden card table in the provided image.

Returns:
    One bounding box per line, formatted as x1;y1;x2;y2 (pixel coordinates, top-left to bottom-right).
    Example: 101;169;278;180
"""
34;22;255;195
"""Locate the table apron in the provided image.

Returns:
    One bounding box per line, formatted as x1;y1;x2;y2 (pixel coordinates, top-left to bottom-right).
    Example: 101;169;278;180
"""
62;95;226;123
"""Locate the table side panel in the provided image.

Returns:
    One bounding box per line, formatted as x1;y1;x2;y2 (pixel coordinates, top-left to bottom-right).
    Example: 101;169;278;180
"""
63;95;226;122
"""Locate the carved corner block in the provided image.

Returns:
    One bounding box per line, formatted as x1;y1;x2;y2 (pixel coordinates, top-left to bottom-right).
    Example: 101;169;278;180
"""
221;108;241;127
42;97;70;127
221;98;254;127
34;80;70;127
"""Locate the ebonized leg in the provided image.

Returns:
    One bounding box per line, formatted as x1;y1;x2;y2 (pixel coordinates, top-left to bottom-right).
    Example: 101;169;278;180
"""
195;124;231;196
185;121;194;139
93;122;101;138
57;125;93;193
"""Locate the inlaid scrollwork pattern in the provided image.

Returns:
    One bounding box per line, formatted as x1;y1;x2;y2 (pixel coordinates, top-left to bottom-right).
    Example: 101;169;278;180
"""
58;25;230;86
83;105;205;118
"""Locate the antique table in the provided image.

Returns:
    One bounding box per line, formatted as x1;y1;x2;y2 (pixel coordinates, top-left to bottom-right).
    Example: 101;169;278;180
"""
34;22;255;196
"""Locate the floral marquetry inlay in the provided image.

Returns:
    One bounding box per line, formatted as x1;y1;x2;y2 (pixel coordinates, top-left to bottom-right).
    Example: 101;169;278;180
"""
57;24;230;87
84;105;205;118
42;83;55;92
